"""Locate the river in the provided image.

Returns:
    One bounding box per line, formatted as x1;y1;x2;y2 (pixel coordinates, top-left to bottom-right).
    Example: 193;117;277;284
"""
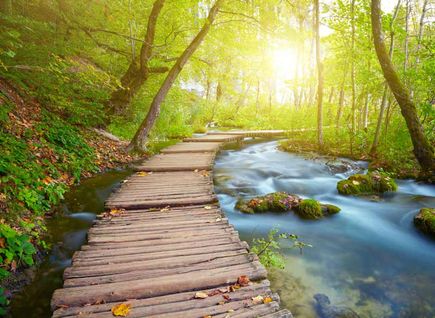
9;140;435;317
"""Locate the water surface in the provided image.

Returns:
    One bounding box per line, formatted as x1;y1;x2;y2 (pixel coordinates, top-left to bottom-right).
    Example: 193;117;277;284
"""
214;140;435;318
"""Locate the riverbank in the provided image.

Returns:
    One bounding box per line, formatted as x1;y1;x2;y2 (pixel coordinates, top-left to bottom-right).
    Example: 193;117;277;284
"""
279;130;426;180
0;79;140;312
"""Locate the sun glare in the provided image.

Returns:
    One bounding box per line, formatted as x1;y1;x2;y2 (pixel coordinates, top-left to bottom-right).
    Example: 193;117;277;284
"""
271;48;299;81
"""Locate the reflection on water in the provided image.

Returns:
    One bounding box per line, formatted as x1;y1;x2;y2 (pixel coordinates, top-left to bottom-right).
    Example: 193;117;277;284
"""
9;169;131;318
214;140;435;318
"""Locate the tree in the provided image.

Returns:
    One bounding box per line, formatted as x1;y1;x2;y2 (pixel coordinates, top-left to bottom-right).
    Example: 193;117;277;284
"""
370;0;401;156
128;0;224;152
315;0;323;148
106;0;167;117
371;0;434;174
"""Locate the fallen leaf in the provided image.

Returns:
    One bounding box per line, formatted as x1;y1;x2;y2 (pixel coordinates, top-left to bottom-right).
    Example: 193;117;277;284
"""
160;206;171;212
216;217;222;222
222;294;230;300
194;292;209;299
111;303;131;317
10;260;17;272
204;205;212;210
237;275;250;286
252;295;264;304
0;238;5;248
203;316;212;318
263;296;273;304
218;287;229;293
352;180;360;185
229;284;240;292
137;172;149;177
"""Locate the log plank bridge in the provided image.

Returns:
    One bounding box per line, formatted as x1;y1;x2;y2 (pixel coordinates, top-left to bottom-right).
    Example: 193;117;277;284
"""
51;130;293;318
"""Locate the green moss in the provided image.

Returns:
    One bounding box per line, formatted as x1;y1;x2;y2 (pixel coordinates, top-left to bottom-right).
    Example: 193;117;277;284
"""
325;204;341;214
337;172;397;195
235;192;300;214
414;208;435;237
296;199;323;219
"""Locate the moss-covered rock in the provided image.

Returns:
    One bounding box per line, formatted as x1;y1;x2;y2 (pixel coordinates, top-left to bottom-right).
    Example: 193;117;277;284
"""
235;192;301;214
323;204;341;215
337;171;397;195
296;199;323;219
414;208;435;237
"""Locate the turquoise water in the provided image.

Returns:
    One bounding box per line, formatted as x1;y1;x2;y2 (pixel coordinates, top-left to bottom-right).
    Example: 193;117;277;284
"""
214;140;435;318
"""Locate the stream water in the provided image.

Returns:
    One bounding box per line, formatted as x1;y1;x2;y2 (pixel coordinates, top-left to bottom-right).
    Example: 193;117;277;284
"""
8;140;435;317
214;140;435;318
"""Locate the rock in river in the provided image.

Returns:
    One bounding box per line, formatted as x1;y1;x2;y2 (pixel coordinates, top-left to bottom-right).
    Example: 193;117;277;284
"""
313;293;360;318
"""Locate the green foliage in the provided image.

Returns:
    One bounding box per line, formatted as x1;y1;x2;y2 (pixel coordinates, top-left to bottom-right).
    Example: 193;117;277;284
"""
251;228;312;269
0;224;36;268
296;199;323;219
0;287;7;316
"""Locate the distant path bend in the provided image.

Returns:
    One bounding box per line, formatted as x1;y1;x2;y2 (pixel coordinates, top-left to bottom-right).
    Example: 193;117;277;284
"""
51;131;293;318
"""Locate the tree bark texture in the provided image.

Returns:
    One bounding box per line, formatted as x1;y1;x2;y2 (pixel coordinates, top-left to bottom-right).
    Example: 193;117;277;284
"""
371;0;434;173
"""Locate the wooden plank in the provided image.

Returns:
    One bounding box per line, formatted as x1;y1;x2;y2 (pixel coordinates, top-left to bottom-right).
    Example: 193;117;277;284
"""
64;249;249;278
64;259;259;288
133;153;215;172
52;263;267;309
161;142;222;153
53;281;271;317
183;134;243;142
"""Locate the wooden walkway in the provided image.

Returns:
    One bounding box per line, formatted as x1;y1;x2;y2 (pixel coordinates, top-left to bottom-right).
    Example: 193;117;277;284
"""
51;131;292;318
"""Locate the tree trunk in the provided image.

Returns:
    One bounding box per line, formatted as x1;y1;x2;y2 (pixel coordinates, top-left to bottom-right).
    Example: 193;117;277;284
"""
350;0;356;155
216;82;223;102
0;0;12;14
336;64;347;130
315;0;323;148
255;79;260;115
370;0;401;156
371;0;434;173
328;87;334;104
107;0;166;117
404;0;410;72
128;0;224;152
415;0;429;66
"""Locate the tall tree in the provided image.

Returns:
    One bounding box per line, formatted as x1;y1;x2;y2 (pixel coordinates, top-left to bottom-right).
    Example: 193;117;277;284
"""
370;0;401;156
371;0;434;174
315;0;323;148
107;0;167;117
128;0;224;152
350;0;356;155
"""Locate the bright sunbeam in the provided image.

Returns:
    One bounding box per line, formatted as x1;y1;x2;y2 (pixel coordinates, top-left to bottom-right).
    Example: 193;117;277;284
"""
271;48;299;81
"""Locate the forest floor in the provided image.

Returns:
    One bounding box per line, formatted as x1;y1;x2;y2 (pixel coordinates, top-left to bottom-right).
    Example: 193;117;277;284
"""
0;78;140;302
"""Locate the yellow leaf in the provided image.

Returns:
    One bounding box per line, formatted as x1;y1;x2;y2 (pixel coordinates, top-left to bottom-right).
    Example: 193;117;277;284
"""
194;292;209;299
137;172;149;177
263;296;273;304
160;207;170;212
111;303;131;317
252;295;264;304
204;206;212;210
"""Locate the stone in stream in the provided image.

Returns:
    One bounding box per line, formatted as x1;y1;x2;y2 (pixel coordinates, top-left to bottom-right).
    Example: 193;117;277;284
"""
235;192;341;219
337;171;397;196
313;294;360;318
413;208;435;237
